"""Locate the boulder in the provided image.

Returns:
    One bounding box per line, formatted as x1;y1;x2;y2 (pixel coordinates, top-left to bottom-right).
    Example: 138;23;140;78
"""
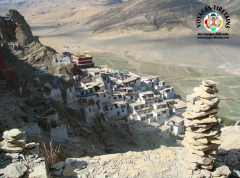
213;165;231;177
29;165;48;178
20;123;42;137
51;161;65;170
26;142;39;149
3;129;25;141
50;125;68;141
2;162;27;178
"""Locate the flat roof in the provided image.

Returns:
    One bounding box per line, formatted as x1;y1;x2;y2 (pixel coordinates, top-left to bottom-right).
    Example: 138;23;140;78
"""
119;87;134;90
122;77;140;84
152;108;169;113
112;92;122;96
85;68;101;72
129;102;145;107
140;91;154;95
137;107;152;111
103;101;126;106
162;87;174;91
168;116;184;124
159;125;170;132
165;99;187;109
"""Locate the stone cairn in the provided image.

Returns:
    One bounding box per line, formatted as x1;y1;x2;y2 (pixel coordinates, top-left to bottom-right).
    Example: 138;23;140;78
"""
181;80;222;170
0;129;26;153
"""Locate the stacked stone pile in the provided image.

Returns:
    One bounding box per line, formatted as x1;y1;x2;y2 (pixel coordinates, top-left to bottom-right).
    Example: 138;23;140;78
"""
181;80;222;170
0;129;26;153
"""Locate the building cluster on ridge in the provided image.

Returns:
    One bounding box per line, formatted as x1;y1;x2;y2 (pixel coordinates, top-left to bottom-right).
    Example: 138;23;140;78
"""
65;53;188;138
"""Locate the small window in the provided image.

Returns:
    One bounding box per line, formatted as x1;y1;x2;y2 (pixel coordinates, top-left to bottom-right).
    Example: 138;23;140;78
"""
104;95;106;97
111;108;113;110
122;109;124;112
155;100;157;102
121;105;126;109
114;97;117;100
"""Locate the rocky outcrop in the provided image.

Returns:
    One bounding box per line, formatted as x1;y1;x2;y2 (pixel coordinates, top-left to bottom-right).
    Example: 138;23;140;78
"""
62;146;191;178
0;9;36;46
0;9;72;80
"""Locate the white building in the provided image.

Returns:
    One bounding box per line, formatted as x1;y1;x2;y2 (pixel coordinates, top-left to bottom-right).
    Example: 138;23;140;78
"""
103;101;127;117
137;91;161;106
157;125;170;139
117;87;136;103
122;77;141;90
152;102;166;110
84;68;101;76
154;81;166;94
43;88;63;101
165;99;187;118
53;53;71;65
152;108;170;125
129;102;145;114
165;116;185;136
160;87;175;100
141;76;159;90
80;91;112;104
61;86;78;105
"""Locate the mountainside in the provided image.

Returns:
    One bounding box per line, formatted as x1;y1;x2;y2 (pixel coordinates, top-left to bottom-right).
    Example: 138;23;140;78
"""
82;0;240;36
0;0;126;23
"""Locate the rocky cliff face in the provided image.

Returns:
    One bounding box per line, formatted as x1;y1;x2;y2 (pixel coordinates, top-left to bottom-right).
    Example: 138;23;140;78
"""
0;10;73;81
0;9;35;46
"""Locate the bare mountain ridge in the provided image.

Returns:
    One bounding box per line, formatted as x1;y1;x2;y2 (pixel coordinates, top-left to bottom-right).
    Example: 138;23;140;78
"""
0;0;125;14
82;0;240;36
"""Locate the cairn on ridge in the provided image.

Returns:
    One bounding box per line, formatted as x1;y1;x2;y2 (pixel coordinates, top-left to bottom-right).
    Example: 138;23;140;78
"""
181;80;222;170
